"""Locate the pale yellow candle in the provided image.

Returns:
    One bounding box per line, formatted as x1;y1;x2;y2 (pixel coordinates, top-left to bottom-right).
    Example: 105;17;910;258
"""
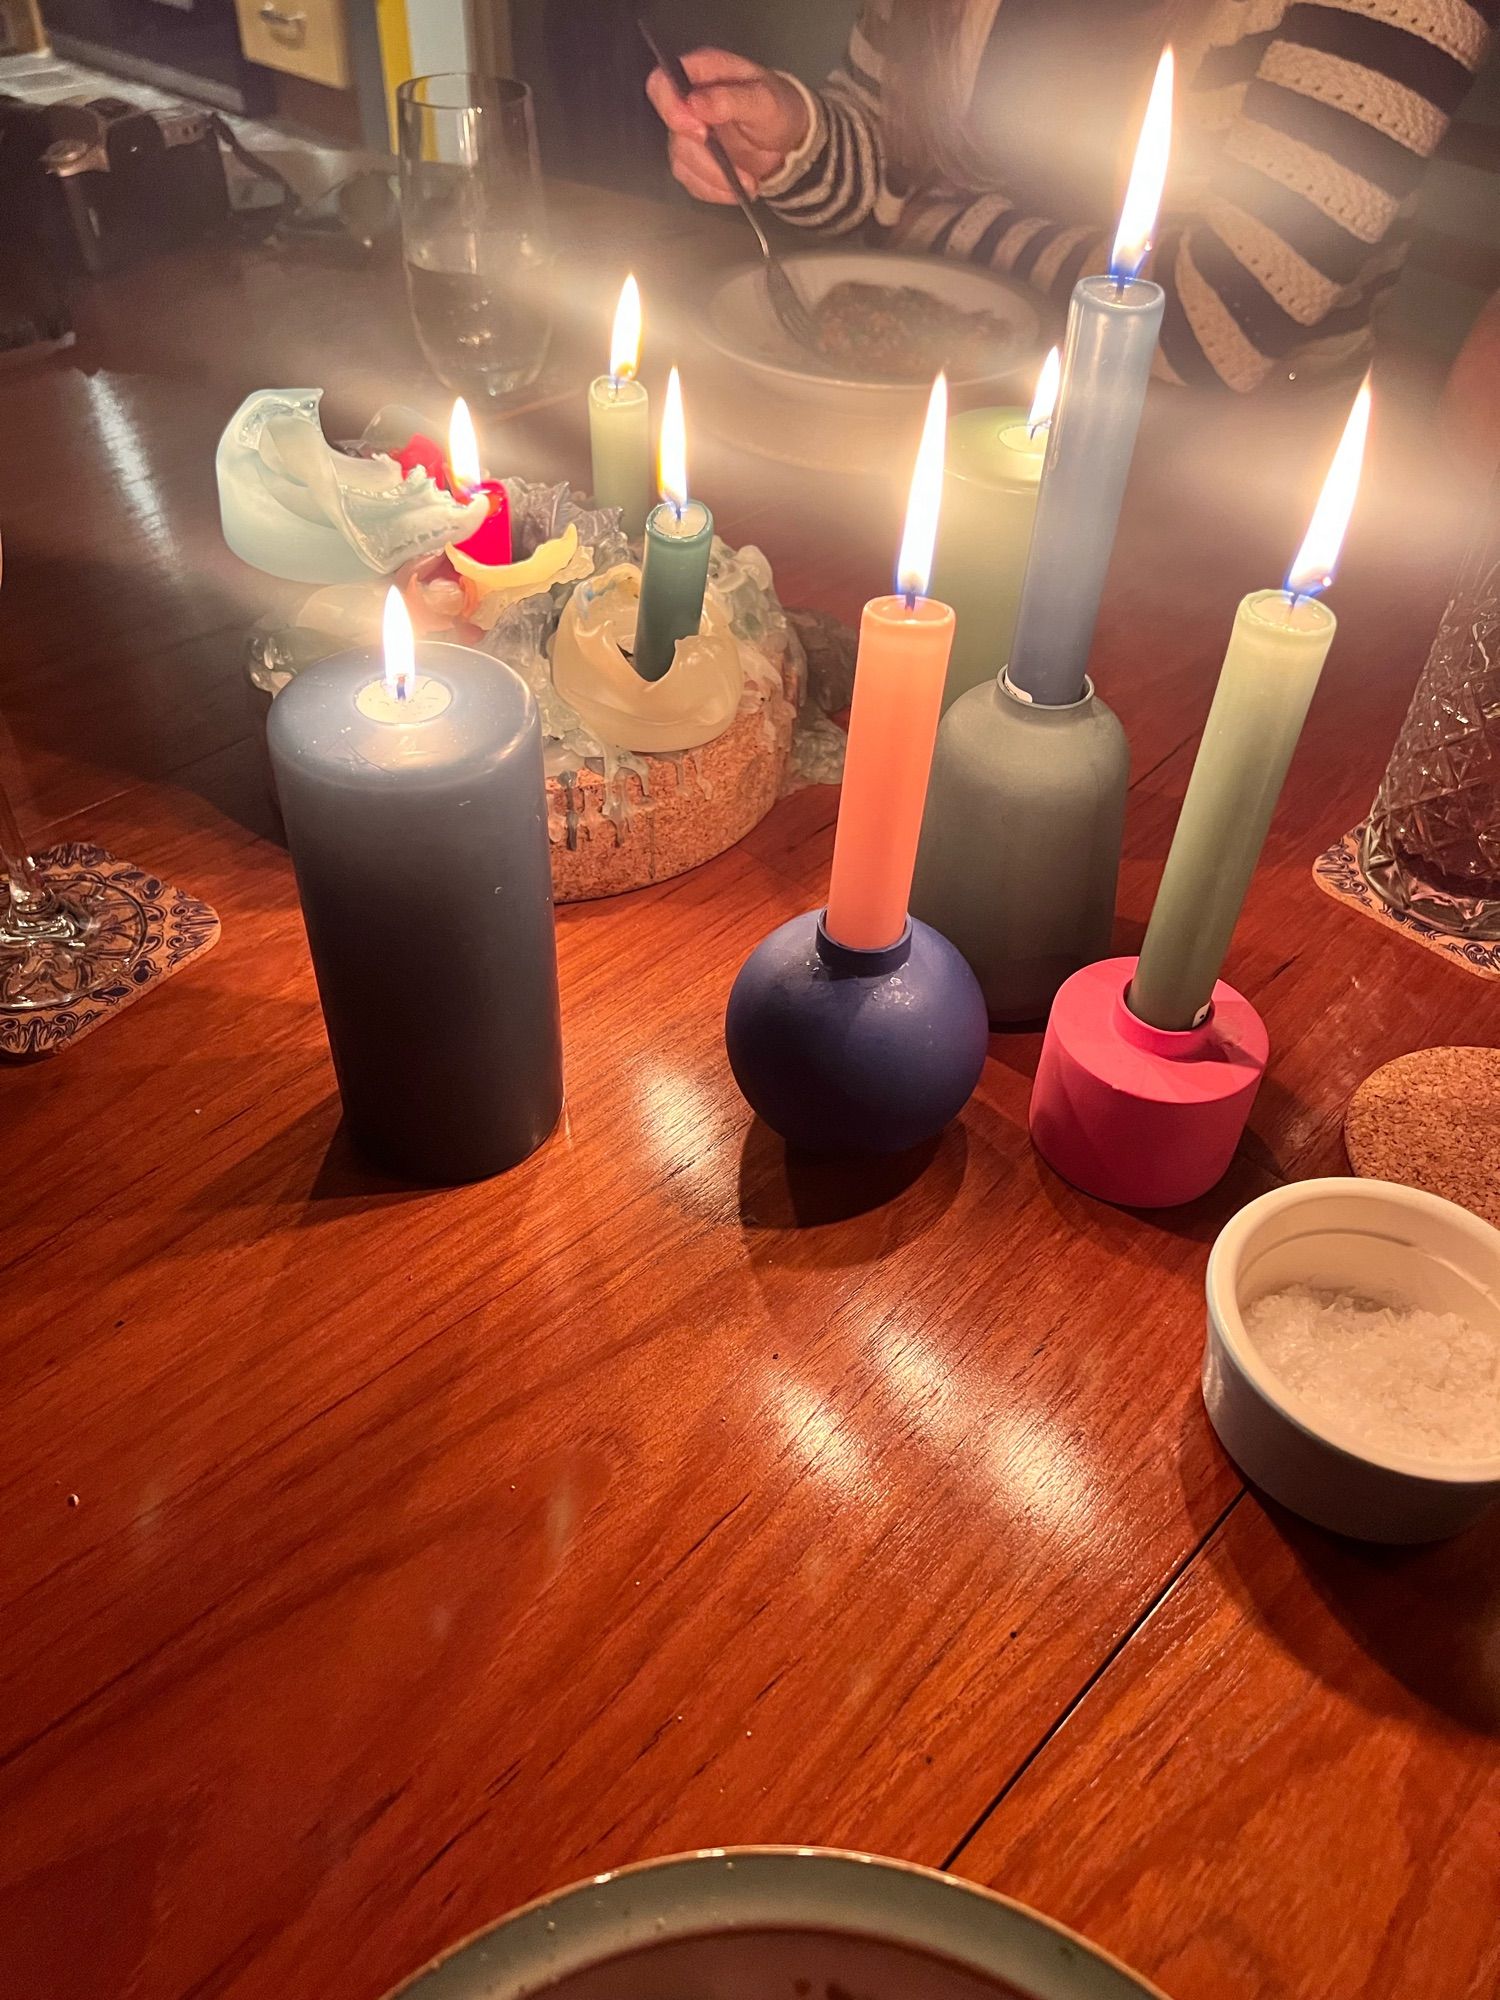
589;275;651;539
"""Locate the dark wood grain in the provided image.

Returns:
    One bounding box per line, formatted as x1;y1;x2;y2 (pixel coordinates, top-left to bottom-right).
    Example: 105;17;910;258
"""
953;1496;1500;2000
0;184;1491;2000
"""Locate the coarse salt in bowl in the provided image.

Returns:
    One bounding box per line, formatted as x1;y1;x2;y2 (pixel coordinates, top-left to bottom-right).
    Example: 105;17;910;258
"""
1203;1178;1500;1542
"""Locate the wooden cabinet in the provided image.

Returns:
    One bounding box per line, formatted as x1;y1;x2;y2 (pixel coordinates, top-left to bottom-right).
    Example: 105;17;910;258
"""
235;0;350;91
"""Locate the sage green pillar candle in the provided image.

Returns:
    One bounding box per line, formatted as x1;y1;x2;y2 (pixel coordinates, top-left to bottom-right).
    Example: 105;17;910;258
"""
635;498;712;683
930;406;1046;711
1128;590;1336;1032
634;365;712;683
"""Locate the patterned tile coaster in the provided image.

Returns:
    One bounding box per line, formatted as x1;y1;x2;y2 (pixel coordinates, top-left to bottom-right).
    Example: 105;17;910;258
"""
1312;826;1500;981
0;844;220;1060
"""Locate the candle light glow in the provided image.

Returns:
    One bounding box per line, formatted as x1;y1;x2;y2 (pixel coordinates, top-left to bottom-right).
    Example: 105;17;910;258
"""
611;274;643;387
384;585;417;703
1028;347;1061;437
448;398;482;496
444;397;513;569
1111;47;1174;283
898;374;948;605
659;365;688;515
1285;373;1373;601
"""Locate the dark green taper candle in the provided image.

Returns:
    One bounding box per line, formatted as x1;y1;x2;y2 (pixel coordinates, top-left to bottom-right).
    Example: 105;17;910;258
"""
633;366;712;683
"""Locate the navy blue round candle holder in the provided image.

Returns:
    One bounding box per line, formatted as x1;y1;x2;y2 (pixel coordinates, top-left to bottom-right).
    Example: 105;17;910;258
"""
725;911;988;1154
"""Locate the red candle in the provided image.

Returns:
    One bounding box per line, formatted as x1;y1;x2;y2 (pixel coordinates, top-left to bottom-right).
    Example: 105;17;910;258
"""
447;398;512;568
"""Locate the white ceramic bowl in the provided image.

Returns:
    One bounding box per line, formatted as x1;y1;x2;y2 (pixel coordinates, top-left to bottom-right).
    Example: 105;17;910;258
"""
1204;1178;1500;1542
696;251;1043;472
392;1847;1165;1999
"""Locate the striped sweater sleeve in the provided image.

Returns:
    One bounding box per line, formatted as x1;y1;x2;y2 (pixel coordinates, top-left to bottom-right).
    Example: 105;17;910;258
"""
759;0;902;236
761;0;1495;392
1158;0;1497;389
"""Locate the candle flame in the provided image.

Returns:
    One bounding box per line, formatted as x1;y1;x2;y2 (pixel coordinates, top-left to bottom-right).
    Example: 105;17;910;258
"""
896;373;948;603
448;397;482;494
659;365;689;511
611;273;643;382
1028;346;1061;434
1285;373;1372;599
383;585;417;702
1111;46;1174;283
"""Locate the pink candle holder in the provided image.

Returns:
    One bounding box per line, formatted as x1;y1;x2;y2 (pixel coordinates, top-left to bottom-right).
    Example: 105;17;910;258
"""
1029;955;1268;1208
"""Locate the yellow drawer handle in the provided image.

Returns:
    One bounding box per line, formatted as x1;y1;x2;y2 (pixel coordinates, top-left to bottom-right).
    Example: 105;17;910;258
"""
257;3;307;40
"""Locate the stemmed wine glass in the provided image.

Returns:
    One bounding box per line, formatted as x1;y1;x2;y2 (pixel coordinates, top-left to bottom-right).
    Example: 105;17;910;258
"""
0;530;149;1014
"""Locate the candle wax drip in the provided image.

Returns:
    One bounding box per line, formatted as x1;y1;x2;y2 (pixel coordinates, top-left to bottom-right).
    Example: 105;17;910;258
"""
453;481;513;567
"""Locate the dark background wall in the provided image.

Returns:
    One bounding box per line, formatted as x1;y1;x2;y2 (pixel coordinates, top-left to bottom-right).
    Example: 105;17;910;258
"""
507;0;1500;362
510;0;856;199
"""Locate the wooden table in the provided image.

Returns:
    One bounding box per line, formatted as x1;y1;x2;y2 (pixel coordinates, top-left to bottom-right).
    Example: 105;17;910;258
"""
1;186;1495;2000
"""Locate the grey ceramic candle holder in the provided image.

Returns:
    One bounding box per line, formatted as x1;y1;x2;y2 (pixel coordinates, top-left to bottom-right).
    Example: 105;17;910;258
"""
910;672;1129;1024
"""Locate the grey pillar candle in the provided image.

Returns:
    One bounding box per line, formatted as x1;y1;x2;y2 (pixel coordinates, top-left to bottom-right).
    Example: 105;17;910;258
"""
910;673;1129;1024
267;607;562;1183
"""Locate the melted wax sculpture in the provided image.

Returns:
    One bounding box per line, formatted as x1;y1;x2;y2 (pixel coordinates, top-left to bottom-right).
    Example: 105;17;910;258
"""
217;389;488;585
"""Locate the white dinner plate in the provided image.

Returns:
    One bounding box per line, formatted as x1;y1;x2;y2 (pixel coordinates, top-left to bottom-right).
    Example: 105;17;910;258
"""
694;250;1044;471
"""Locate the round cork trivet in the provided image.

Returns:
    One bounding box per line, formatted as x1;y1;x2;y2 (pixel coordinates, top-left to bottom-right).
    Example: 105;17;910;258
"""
547;645;799;902
1344;1046;1500;1227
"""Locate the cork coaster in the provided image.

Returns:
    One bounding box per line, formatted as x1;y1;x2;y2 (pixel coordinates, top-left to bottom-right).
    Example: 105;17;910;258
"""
0;844;220;1060
1312;827;1500;980
1345;1046;1500;1227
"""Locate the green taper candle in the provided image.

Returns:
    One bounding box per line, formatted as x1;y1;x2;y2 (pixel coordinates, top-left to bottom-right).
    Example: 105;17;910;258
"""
634;366;713;684
589;275;651;539
930;348;1058;711
1129;379;1373;1032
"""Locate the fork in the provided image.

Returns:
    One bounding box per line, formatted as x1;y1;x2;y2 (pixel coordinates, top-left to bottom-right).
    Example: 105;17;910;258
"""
638;15;822;354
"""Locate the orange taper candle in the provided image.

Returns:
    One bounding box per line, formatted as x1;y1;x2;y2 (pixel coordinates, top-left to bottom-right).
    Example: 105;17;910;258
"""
825;375;957;953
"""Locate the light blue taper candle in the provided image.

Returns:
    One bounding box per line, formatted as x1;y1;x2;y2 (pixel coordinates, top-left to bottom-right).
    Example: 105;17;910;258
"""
1007;48;1174;708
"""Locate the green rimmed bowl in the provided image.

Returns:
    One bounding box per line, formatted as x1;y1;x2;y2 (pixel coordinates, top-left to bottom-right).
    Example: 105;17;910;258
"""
391;1846;1166;2000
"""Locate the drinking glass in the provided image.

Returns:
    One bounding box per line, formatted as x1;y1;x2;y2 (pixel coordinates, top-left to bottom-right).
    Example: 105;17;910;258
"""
0;776;148;1012
398;74;554;401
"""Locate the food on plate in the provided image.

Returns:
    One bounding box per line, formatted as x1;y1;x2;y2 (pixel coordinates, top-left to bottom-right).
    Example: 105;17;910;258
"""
810;280;1012;378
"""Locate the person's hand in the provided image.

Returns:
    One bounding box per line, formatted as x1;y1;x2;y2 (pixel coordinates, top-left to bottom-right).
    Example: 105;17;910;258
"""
646;48;810;203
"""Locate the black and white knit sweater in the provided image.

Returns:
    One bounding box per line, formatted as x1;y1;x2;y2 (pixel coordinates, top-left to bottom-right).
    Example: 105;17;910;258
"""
759;0;1496;389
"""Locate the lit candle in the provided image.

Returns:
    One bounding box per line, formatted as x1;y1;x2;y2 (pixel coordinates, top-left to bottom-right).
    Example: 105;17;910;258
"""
1128;378;1373;1032
589;274;651;539
633;366;713;684
825;375;956;953
1008;47;1174;706
266;588;563;1182
446;397;512;567
931;346;1059;711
